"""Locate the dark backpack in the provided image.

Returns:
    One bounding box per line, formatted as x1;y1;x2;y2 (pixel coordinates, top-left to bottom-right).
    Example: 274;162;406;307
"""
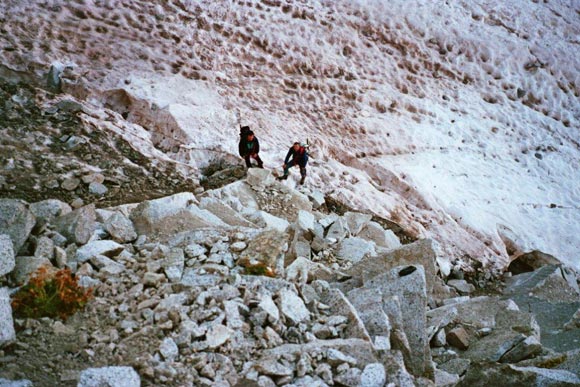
240;125;251;137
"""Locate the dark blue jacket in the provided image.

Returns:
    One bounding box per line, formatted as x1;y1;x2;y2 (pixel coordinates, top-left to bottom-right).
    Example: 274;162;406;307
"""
284;146;308;167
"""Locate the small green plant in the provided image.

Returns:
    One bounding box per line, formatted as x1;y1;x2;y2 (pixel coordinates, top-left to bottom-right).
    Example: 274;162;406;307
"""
11;267;93;321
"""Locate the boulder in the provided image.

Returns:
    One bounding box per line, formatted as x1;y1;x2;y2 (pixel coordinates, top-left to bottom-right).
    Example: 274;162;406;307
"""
248;210;290;233
0;378;32;387
104;212;137;243
12;256;53;285
277;288;310;325
344;239;447;298
130;192;221;238
238;229;287;271
346;287;391;349
364;265;431;377
246;168;276;188
33;236;55;260
0;199;35;253
198;197;256;228
458;362;580;387
53;204;96;245
163;248;185;283
360;363;386;387
296;210;315;233
0;235;15;277
358;221;401;250
0;287;16;346
75;240;125;263
336;237;376;264
29;199;71;226
343;211;373;236
78;366;140;387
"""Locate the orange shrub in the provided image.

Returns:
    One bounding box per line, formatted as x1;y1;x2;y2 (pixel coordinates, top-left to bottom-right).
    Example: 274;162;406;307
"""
11;267;93;321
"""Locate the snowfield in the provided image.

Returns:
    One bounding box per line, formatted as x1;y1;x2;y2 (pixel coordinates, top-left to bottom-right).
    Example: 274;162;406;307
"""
1;0;578;269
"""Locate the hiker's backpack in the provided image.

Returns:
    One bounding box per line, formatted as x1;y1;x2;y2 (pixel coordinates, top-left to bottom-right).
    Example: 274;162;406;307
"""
240;125;251;137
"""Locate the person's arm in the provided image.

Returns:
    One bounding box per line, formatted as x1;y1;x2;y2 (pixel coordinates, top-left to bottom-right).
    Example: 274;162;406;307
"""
284;147;293;165
255;137;260;154
239;139;245;157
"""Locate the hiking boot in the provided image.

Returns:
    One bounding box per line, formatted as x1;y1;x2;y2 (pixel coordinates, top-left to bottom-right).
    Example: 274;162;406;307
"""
277;175;288;181
299;176;305;185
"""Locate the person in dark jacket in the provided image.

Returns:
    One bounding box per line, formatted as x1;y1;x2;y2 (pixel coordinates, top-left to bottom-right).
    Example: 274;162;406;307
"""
238;127;263;168
277;141;308;185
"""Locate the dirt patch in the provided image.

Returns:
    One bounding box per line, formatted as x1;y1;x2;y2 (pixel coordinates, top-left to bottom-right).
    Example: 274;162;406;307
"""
0;80;199;209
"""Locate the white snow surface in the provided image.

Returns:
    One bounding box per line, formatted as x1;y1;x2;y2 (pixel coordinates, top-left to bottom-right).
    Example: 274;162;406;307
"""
1;0;578;270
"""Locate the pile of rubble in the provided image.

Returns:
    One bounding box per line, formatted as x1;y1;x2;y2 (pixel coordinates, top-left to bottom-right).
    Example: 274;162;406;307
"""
1;169;579;386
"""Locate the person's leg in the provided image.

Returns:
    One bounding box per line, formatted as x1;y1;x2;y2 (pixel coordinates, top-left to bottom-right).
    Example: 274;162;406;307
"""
277;159;293;180
244;155;252;168
253;154;264;168
299;166;306;185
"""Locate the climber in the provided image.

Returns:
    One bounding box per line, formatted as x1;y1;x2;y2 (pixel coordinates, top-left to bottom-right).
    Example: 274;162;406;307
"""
277;141;309;185
238;126;264;169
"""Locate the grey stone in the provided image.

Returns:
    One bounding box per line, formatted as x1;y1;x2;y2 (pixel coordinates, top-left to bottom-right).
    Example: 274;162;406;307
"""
159;337;179;361
261;339;377;369
365;265;431;377
347;287;391;344
0;378;33;387
30;199;71;226
88;182;108;196
13;256;53;285
75;240;124;263
90;255;125;275
326;217;349;241
0;199;35;253
285;257;341;284
249;210;290;232
458;362;580;387
434;368;460;387
54;204;96;245
360;363;386;387
307;190;326;209
319;287;371;341
0;235;15;277
130;192;223;239
344;211;373;236
163;248;185;282
278;288;310;324
505;265;580;303
447;279;475;294
499;335;543;363
246;168;276;188
326;348;357;366
358;221;401;249
0;288;16;346
296;210;315;232
104;212;137;243
34;236;55;260
432;328;447;347
61;177;81;191
336;237;376;263
438;358;470;377
426;305;458;342
345;239;447;298
78;366;140;387
205;324;233;349
198;197;256;228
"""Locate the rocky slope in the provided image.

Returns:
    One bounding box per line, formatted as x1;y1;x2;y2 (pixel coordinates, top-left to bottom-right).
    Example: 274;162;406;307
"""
1;169;579;386
1;0;578;270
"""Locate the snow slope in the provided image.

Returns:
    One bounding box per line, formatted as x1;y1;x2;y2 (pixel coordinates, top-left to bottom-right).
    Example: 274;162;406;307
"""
0;0;578;270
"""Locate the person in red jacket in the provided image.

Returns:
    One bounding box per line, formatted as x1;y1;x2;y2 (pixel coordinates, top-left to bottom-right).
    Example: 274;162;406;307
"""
277;141;309;185
238;127;263;169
